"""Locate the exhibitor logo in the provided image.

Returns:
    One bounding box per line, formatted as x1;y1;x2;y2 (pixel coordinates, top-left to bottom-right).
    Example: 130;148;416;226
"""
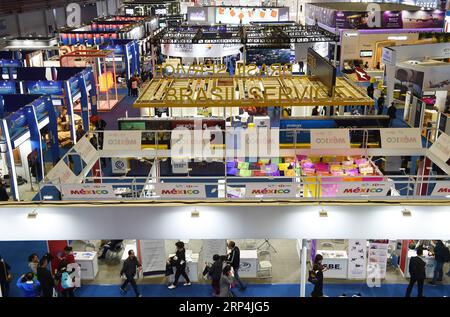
315;136;346;144
386;136;417;144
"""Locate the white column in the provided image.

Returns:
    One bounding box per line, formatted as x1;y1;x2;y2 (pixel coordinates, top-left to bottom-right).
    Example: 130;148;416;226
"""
300;239;308;297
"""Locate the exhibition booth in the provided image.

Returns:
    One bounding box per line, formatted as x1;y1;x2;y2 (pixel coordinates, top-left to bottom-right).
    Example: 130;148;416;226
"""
0;94;59;200
382;43;450;141
305;3;445;70
122;0;181;18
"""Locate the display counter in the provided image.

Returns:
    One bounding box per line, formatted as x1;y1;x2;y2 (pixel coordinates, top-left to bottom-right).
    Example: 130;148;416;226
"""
73;251;99;280
316;249;348;279
404;250;435;279
238;249;258;278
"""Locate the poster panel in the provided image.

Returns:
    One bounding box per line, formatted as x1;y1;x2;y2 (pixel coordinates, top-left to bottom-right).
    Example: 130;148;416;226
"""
156;183;206;199
140;240;166;276
45;160;78;184
348;239;367;279
380;128;422;149
431;181;450;196
73;136;98;166
337;182;390;197
429;132;450;163
61;183;116;200
103;131;142;151
244;183;294;198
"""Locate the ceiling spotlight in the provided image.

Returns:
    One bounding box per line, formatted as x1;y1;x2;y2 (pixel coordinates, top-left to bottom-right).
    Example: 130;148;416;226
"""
27;208;38;219
319;207;328;217
402;208;412;217
191;208;200;217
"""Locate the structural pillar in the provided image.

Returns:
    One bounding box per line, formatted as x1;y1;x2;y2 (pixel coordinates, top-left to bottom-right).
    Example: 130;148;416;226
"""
300;239;308;297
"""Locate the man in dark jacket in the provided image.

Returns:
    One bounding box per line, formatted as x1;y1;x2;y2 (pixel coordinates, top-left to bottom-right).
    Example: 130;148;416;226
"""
430;240;449;285
0;182;9;201
120;250;142;297
37;257;55;297
387;102;397;127
405;246;426;297
0;254;12;297
226;241;246;291
377;93;385;115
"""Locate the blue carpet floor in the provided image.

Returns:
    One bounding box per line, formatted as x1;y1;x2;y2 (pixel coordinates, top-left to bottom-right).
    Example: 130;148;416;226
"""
73;282;450;298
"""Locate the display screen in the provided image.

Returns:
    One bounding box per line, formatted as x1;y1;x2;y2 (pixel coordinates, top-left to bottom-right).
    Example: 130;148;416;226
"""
119;121;146;130
247;48;291;65
187;7;207;22
360;50;373;57
155;8;168;15
125;8;134;15
307;48;336;97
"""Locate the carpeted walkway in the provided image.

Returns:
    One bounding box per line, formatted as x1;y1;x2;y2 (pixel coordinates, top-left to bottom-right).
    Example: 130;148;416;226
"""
73;282;450;298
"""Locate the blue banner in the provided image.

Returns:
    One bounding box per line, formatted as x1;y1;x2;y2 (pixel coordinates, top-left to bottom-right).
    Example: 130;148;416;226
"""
25;81;64;95
0;81;16;94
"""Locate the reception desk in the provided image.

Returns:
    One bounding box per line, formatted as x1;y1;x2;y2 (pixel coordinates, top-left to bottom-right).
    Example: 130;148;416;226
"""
73;251;98;280
238;250;258;278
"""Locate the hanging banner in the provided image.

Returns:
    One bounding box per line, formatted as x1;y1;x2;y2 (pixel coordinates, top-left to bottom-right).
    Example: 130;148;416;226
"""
103;131;142;151
139;240;166;276
73;136;98;166
61;183;116;200
337;182;390;197
45;160;78;184
0;81;16;94
244;183;294;198
156;183;206;199
347;239;367;280
380;128;422;149
429;133;450;163
24;81;64;96
201;240;228;265
310;129;350;149
431;181;450;196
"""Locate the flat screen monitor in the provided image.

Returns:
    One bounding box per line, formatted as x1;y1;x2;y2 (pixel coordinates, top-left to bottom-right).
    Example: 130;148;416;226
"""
360;50;373;57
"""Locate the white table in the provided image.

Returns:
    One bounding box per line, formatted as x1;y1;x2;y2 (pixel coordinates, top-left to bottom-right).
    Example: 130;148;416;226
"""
317;249;348;279
405;250;435;279
168;250;199;282
73;251;98;280
238;250;258;278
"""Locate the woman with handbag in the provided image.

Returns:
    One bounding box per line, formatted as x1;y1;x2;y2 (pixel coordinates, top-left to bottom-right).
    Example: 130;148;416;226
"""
0;254;12;297
168;241;191;289
310;254;328;297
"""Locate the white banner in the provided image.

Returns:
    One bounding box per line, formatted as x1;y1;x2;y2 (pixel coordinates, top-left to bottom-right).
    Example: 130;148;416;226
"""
380;128;422;149
61;183;116;200
347;239;367;280
201;240;227;265
156;183;206;199
337;182;390;197
431;181;450;196
45;160;78;184
73;136;98;166
429;133;450;163
310;129;350;149
140;240;166;275
162;43;243;59
103;131;141;151
244;183;294;198
368;241;389;279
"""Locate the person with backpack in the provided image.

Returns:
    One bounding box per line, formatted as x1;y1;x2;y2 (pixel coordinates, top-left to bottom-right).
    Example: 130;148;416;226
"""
0;254;12;297
120;250;142;297
406;246;426;297
207;254;225;296
310;254;328;297
430;240;449;285
55;261;76;297
17;272;40;297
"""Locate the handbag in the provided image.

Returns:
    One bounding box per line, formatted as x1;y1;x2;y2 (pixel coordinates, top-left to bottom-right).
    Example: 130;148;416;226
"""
1;261;12;282
308;270;318;285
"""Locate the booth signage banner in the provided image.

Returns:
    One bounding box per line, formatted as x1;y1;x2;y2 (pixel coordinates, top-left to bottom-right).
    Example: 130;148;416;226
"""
156;183;206;199
244;183;294;198
161;43;243;59
0;81;16;94
103;131;142;151
25;81;64;95
61;184;116;200
140;240;166;276
347;240;367;280
45;160;78;184
431;181;450;196
337;182;390;197
310;129;350;149
380;128;422;149
381;48;395;66
73;136;98;166
368;241;389;279
429;133;450;163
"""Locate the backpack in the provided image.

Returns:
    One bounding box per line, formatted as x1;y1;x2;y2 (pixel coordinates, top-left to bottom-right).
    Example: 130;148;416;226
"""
61;271;73;289
443;247;450;263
